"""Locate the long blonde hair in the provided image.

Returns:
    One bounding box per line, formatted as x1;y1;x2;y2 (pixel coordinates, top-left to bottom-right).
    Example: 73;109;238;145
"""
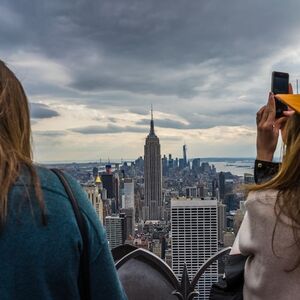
0;60;46;227
249;113;300;269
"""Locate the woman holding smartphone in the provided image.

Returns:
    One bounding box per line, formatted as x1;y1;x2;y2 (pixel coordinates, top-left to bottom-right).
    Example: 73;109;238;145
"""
231;85;300;300
0;60;127;300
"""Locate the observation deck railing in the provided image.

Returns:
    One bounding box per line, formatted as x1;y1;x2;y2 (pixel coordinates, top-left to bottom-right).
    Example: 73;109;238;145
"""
113;245;231;300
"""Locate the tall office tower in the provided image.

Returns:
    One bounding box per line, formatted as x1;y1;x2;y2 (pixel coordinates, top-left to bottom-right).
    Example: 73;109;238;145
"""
171;198;218;300
143;108;163;220
114;173;120;211
84;185;104;224
183;144;187;167
105;214;126;250
101;164;120;213
192;158;201;173
120;208;134;238
124;178;134;209
211;178;218;198
218;172;226;201
178;158;185;170
217;201;227;244
123;178;135;236
168;154;174;169
201;162;211;174
174;157;179;169
162;155;168;177
101;173;114;198
134;156;144;173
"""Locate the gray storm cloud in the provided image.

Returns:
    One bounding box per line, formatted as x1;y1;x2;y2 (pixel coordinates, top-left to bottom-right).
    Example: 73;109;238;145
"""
2;0;300;129
30;103;60;119
70;124;147;135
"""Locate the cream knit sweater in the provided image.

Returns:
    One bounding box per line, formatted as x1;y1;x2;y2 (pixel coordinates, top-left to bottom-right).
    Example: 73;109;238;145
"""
236;190;300;300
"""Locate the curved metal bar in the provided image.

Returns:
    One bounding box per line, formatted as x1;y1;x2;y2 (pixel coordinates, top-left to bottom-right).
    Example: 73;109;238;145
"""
115;247;181;290
112;244;138;262
190;247;231;288
172;291;184;300
187;291;199;300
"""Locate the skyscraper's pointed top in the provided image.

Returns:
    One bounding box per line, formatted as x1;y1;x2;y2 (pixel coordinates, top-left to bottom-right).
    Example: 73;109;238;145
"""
151;104;153;120
150;104;155;135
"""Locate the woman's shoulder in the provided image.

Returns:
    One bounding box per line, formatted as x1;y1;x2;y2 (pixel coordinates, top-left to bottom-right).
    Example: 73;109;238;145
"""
35;165;90;208
35;165;78;197
245;189;278;215
36;165;107;251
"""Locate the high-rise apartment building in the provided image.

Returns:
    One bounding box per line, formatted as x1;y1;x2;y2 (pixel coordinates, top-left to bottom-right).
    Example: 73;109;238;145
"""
143;109;162;220
171;198;218;300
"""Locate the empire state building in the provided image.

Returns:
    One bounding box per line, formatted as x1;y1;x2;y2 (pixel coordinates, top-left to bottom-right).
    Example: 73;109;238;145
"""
143;109;163;220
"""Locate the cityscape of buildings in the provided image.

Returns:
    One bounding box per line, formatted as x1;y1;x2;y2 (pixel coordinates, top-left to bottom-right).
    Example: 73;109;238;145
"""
45;110;254;300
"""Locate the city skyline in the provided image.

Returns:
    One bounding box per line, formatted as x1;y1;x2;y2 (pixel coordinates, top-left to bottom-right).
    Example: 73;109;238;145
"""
1;0;297;161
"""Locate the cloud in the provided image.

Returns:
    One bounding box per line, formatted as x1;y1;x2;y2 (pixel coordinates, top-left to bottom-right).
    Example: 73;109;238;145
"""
128;108;150;116
2;0;300;159
69;124;147;134
137;118;189;129
30;103;60;119
33;130;66;137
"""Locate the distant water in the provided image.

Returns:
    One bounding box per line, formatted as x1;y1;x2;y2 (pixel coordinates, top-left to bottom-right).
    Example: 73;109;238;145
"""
209;161;254;176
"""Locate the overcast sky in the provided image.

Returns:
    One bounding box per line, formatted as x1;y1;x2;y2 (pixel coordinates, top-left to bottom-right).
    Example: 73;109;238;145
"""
2;0;300;162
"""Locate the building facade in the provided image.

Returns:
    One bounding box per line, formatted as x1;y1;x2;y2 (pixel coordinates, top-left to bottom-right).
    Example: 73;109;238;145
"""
171;198;218;300
124;178;134;209
105;214;126;249
84;185;104;224
218;172;226;201
143;109;163;220
183;144;188;168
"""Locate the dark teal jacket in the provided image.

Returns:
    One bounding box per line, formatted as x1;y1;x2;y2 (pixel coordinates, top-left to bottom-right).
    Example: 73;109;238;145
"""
0;166;127;300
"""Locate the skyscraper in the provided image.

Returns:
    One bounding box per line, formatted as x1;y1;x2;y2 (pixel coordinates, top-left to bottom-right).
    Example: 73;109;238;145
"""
192;158;201;173
171;198;218;300
105;214;126;249
162;155;168;177
219;172;226;201
183;144;188;167
124;178;134;209
84;185;104;224
123;178;135;236
143;108;163;220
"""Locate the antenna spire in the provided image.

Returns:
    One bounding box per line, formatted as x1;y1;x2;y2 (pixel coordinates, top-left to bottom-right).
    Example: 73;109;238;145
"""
151;104;154;120
150;104;155;135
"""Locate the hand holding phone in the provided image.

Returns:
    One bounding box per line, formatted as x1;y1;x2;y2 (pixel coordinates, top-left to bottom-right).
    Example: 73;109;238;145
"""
271;71;289;118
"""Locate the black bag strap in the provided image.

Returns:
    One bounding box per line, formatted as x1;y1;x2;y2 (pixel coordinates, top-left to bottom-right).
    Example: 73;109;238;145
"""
51;168;90;300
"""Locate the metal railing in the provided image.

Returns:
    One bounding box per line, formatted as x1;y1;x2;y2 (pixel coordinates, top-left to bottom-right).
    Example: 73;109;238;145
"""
113;245;231;300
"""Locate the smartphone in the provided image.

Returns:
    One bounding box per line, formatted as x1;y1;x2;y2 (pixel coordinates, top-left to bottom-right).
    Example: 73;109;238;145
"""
271;71;289;118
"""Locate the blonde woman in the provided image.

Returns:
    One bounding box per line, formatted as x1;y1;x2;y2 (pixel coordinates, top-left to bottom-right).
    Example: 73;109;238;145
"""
232;88;300;300
0;60;127;300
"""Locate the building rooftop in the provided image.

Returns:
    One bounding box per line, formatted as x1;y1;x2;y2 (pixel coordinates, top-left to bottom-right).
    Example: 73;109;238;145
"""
171;197;218;207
